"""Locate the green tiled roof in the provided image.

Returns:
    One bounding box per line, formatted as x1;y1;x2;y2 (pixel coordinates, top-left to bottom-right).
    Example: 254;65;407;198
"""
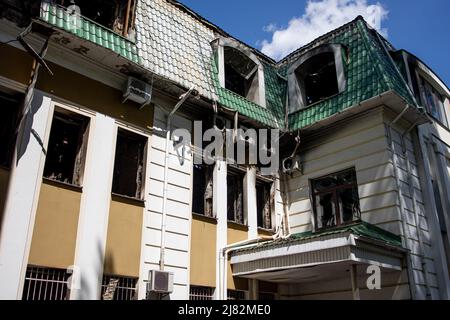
283;18;417;130
210;16;418;130
38;0;418;131
39;2;140;64
289;221;402;247
233;221;403;254
211;56;284;128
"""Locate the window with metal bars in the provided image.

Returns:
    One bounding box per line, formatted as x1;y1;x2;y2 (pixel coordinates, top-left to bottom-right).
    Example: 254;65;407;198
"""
258;292;275;300
22;266;70;300
189;286;215;300
101;275;138;300
227;289;246;300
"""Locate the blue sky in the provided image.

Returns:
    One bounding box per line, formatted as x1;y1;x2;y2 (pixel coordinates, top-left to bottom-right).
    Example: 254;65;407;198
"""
180;0;450;87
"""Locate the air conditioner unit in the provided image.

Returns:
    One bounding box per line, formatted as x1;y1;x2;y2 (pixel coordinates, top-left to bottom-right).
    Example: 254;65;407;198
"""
282;155;302;174
123;76;153;109
147;270;174;294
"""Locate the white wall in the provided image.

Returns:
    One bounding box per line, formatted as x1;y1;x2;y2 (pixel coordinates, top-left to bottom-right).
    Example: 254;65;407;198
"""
281;107;442;299
138;106;193;300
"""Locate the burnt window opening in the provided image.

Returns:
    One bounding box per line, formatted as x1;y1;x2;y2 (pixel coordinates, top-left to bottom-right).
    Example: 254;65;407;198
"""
43;110;90;186
112;128;147;199
419;75;448;127
0;92;21;169
256;179;273;230
297;52;339;106
223;46;261;105
311;168;361;230
53;0;137;38
227;168;245;224
288;44;346;113
192;164;213;217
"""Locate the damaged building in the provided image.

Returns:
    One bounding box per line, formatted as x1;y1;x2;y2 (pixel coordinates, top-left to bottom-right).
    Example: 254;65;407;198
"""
0;0;450;300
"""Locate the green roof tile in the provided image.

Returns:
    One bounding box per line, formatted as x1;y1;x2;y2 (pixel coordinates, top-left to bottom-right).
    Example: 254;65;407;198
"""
232;221;403;255
39;2;140;64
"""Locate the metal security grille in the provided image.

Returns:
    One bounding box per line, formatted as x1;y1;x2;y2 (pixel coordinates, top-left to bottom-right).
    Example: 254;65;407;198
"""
227;289;246;300
258;292;275;300
189;286;215;300
101;275;138;300
22;266;69;300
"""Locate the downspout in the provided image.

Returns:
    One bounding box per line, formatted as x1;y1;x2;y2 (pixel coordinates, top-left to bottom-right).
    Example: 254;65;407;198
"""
386;105;418;300
159;86;196;271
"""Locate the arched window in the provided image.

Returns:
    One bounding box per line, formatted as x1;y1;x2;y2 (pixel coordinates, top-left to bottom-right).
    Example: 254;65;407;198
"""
213;38;266;107
287;44;347;113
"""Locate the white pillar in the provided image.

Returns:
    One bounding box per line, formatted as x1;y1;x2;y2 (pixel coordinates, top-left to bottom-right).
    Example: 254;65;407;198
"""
350;264;360;300
246;166;258;239
0;91;53;299
214;160;227;300
70;114;116;300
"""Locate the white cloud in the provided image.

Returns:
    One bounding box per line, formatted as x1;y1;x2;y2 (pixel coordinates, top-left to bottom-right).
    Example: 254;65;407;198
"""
260;0;388;60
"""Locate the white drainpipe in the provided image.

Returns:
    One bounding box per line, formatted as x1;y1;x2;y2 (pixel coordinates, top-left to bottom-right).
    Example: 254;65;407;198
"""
159;86;196;271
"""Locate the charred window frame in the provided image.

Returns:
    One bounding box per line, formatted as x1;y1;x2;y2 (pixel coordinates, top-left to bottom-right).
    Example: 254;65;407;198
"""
311;168;361;231
52;0;137;39
0;91;21;169
192;164;214;217
288;44;346;113
112;128;147;200
213;38;266;107
43;109;90;186
418;75;449;127
227;167;245;224
256;178;273;230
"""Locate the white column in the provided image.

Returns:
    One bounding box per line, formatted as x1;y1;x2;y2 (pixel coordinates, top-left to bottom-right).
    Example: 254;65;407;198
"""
70;114;117;300
214;160;227;300
0;91;53;299
350;264;360;300
246;166;258;239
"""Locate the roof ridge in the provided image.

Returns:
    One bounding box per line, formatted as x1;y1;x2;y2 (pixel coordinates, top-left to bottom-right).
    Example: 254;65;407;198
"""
276;15;367;66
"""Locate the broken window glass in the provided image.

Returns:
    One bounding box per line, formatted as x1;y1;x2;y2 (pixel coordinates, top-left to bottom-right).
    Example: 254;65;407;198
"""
312;168;360;230
419;76;448;127
227;168;244;224
0;92;21;168
192;164;213;217
256;179;273;229
223;46;260;103
53;0;136;37
112;128;146;199
43;110;89;185
296;52;339;106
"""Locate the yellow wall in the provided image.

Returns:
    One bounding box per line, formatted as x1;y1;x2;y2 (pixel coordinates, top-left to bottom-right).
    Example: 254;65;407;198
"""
103;198;143;277
28;181;81;268
0;45;154;130
227;224;248;290
0;168;10;225
190;215;217;287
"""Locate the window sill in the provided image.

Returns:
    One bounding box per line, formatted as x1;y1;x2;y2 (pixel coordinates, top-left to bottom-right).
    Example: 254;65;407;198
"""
313;220;361;233
227;221;249;231
192;213;218;224
42;177;83;192
111;193;145;207
257;227;275;235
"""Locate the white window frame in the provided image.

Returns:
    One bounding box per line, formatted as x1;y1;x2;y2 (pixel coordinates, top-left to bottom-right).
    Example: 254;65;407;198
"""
287;44;347;114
